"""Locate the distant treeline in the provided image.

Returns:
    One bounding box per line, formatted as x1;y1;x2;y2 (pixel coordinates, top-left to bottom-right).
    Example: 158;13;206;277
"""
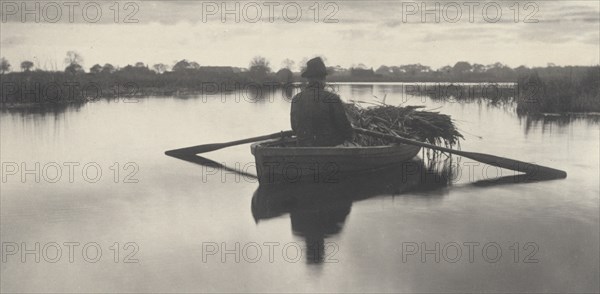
0;55;292;105
327;62;598;84
0;60;292;105
0;54;598;113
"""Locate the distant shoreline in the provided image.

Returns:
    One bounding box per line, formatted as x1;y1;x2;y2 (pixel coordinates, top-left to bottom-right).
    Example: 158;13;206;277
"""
1;65;598;114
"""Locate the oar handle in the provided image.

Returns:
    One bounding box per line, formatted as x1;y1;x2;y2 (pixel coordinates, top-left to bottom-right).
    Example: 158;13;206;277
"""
354;128;453;152
165;130;294;155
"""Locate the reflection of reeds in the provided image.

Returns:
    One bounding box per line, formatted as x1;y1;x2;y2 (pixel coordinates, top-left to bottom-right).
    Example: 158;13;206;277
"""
417;156;455;191
519;112;600;135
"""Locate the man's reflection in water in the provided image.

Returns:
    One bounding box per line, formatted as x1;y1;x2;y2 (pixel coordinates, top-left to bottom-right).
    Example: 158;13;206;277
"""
291;199;351;264
252;159;453;264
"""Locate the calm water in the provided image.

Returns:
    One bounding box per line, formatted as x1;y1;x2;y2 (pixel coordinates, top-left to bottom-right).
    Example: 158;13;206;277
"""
1;84;598;293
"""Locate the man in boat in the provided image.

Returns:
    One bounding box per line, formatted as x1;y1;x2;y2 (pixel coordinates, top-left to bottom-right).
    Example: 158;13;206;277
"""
291;57;354;147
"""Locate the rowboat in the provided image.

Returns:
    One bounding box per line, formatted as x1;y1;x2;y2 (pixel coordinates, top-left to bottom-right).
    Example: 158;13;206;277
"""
250;138;421;184
166;129;567;182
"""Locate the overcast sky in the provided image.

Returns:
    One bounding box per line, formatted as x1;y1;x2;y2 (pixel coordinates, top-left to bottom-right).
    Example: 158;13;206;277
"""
1;0;598;71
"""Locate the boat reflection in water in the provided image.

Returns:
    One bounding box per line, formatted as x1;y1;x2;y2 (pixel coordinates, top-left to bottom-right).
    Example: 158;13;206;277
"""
166;150;557;265
251;159;454;264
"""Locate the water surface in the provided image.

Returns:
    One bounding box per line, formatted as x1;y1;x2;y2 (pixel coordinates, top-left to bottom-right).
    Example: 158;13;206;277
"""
1;84;598;293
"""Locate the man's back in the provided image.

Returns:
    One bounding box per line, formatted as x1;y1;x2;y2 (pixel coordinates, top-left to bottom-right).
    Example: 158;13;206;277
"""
290;83;353;146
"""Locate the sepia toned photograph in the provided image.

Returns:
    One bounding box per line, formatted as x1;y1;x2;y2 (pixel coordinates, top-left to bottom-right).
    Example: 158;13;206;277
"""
0;0;599;293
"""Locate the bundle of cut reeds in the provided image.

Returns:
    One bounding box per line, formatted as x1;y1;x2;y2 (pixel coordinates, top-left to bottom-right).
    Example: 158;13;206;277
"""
345;101;463;151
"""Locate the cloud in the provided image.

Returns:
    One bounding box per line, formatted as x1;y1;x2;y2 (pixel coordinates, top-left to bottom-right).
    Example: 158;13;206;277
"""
0;1;597;68
421;26;499;43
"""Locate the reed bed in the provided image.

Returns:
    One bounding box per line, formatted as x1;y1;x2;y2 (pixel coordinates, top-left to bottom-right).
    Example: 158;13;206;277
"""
516;67;600;114
406;83;516;103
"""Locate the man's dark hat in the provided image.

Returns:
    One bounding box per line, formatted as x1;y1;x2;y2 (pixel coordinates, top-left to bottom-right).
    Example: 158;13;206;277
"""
301;57;328;78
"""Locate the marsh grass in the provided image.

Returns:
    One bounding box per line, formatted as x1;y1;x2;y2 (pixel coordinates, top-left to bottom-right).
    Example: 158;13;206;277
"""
517;66;600;114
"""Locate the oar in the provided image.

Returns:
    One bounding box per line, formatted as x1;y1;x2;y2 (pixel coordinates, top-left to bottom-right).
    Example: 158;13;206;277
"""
164;130;294;156
354;128;567;179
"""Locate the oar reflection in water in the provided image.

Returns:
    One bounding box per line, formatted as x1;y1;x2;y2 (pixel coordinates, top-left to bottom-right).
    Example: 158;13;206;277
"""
165;151;258;180
251;159;455;264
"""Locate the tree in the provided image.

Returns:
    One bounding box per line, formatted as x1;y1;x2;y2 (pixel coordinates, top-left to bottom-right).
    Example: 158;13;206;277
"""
486;62;505;71
472;63;486;73
375;65;391;75
102;63;115;73
399;64;430;75
439;65;453;74
389;66;402;75
173;59;192;72
326;66;337;74
65;63;84;74
353;63;368;70
281;58;295;71
64;51;83;74
330;65;346;75
276;68;293;83
90;64;103;74
484;62;515;80
514;65;530;75
134;62;145;68
298;57;308;72
118;64;153;75
64;51;83;66
153;63;167;74
21;60;34;72
0;57;10;74
120;65;135;72
249;56;271;74
416;64;431;73
453;61;472;74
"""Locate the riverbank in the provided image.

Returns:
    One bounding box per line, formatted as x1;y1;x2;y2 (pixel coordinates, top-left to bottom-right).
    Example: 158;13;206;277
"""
0;70;292;105
1;66;598;114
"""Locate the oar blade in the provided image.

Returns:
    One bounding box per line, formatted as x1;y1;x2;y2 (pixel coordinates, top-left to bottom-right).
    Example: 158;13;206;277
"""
462;152;567;179
165;143;226;156
354;127;567;179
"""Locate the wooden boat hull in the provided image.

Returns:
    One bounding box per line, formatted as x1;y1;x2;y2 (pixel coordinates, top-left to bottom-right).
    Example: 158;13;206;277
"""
251;139;421;184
